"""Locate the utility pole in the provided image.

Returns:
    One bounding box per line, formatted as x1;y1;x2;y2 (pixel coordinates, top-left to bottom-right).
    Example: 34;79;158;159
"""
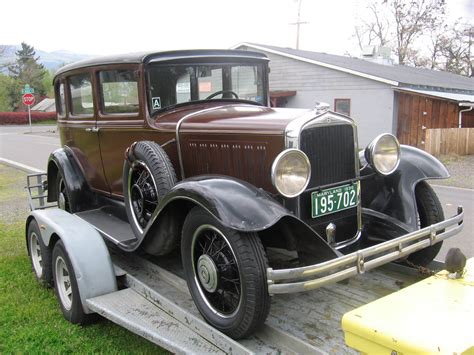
290;0;308;49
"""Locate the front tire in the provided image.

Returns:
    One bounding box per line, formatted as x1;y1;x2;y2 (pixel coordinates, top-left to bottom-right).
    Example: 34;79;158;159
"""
181;207;270;339
52;240;95;324
407;181;445;266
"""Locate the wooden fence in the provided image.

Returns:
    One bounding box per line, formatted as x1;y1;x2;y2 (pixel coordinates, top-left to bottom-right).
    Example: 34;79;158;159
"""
425;128;474;156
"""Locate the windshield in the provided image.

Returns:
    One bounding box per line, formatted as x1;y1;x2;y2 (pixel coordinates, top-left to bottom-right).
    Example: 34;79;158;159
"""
147;63;266;112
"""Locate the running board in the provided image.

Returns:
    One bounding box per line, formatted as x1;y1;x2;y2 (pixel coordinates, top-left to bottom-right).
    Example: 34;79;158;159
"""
86;289;227;354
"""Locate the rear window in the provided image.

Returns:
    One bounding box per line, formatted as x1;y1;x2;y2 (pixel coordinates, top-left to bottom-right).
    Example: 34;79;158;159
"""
99;70;139;114
56;82;66;116
69;73;94;116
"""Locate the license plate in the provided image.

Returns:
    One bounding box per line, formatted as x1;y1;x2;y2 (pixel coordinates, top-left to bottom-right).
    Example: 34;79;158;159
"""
311;182;358;218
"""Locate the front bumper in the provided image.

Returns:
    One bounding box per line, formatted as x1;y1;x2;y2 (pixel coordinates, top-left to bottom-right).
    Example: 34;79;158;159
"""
267;206;464;294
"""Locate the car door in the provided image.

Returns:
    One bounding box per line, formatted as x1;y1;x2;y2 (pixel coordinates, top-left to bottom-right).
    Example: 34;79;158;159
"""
95;65;145;198
60;70;109;194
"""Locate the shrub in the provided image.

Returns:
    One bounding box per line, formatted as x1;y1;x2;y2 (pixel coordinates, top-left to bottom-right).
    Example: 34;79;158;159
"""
0;112;57;125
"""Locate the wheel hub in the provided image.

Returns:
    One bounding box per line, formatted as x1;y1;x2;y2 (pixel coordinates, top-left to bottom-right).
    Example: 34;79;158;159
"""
131;184;145;215
197;254;218;293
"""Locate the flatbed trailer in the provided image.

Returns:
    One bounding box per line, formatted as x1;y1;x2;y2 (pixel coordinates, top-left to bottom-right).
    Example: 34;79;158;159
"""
25;173;451;354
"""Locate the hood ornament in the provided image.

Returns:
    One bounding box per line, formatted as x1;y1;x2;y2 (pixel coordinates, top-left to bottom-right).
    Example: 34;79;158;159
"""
314;101;330;115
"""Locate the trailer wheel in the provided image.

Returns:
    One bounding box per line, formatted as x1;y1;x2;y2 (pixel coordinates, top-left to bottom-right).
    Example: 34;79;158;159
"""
181;207;270;339
123;141;176;237
52;240;95;324
408;181;445;266
27;219;52;286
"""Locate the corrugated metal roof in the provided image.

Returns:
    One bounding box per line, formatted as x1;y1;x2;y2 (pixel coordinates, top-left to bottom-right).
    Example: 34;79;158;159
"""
238;43;474;92
395;88;474;103
31;98;56;112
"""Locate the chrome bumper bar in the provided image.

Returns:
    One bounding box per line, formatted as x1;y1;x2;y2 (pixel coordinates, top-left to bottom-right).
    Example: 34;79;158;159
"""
267;206;464;294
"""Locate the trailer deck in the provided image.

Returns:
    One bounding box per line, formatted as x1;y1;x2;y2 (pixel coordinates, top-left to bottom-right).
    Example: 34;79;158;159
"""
88;244;427;354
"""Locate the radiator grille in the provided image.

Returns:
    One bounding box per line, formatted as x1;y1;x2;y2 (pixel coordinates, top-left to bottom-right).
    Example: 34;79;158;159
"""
300;124;356;187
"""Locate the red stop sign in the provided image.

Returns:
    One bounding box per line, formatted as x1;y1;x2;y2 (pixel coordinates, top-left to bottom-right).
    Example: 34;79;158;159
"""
22;93;35;106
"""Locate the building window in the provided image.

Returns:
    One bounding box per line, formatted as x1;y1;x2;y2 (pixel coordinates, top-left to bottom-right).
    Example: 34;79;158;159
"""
334;98;351;116
99;70;139;114
69;73;94;116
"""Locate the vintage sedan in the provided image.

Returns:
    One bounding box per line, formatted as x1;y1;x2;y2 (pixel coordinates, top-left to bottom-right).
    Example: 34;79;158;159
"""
45;49;463;338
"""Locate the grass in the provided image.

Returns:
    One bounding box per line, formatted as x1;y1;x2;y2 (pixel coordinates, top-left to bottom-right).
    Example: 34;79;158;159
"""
0;164;166;353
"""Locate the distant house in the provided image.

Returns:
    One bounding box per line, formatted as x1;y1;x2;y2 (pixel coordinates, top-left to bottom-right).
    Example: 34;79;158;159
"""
31;98;56;112
234;43;474;147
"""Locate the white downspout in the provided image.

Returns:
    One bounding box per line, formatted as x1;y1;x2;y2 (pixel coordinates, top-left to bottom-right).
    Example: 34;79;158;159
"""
458;102;474;128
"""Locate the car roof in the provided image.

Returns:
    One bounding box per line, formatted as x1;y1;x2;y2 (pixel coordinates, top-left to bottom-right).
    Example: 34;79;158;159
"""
54;49;269;78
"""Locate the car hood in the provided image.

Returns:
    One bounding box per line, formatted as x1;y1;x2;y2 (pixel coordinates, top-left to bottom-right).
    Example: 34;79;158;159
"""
154;103;314;135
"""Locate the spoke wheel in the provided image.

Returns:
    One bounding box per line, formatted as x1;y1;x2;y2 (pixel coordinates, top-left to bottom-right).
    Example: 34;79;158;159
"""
192;224;242;317
123;141;177;239
182;207;270;339
128;161;158;231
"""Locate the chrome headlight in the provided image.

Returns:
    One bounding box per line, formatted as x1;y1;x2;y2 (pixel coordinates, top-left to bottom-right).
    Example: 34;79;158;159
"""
271;149;311;198
365;134;400;175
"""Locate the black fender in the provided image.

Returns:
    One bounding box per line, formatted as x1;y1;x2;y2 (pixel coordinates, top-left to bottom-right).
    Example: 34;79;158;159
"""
46;147;93;212
138;175;338;262
360;145;448;231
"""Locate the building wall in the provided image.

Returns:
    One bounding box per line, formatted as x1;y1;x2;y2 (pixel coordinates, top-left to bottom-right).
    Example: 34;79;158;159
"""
397;92;461;148
240;46;395;146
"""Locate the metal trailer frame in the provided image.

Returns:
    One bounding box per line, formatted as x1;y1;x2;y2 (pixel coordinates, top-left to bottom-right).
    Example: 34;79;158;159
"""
25;173;458;353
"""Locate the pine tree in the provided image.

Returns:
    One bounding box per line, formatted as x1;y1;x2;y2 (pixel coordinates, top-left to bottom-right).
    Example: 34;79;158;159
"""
8;42;47;98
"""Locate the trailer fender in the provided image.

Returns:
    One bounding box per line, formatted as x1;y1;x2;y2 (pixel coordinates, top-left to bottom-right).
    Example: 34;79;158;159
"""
28;208;117;313
47;147;92;212
360;145;449;231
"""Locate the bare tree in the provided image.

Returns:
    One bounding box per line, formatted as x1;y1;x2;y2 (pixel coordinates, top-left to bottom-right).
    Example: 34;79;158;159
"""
390;0;446;64
354;2;391;50
354;0;446;64
437;23;473;76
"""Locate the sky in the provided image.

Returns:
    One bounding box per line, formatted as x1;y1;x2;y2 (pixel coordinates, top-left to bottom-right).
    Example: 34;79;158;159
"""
1;0;472;56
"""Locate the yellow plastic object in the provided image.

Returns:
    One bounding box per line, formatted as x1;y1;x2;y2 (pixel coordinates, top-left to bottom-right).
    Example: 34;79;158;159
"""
342;258;474;354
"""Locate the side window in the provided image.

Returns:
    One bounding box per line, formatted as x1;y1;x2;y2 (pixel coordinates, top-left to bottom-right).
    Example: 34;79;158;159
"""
69;73;94;116
55;82;66;116
99;70;139;114
334;98;351;116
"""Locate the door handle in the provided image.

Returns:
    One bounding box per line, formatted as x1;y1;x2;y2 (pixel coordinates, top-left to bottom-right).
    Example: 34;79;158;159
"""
85;127;99;133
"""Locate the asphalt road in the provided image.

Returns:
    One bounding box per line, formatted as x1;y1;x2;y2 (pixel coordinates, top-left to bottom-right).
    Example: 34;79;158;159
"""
0;124;60;170
1;124;472;260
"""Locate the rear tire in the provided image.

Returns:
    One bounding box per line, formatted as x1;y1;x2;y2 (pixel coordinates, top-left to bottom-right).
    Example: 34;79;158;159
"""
52;240;96;324
407;181;445;266
57;172;71;212
181;207;270;339
123;141;176;238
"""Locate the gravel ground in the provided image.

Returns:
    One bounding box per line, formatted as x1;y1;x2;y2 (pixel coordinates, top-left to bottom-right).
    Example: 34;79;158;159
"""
430;155;474;189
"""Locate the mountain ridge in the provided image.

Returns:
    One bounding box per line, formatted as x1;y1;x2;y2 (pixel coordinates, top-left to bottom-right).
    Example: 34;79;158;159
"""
0;45;92;73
